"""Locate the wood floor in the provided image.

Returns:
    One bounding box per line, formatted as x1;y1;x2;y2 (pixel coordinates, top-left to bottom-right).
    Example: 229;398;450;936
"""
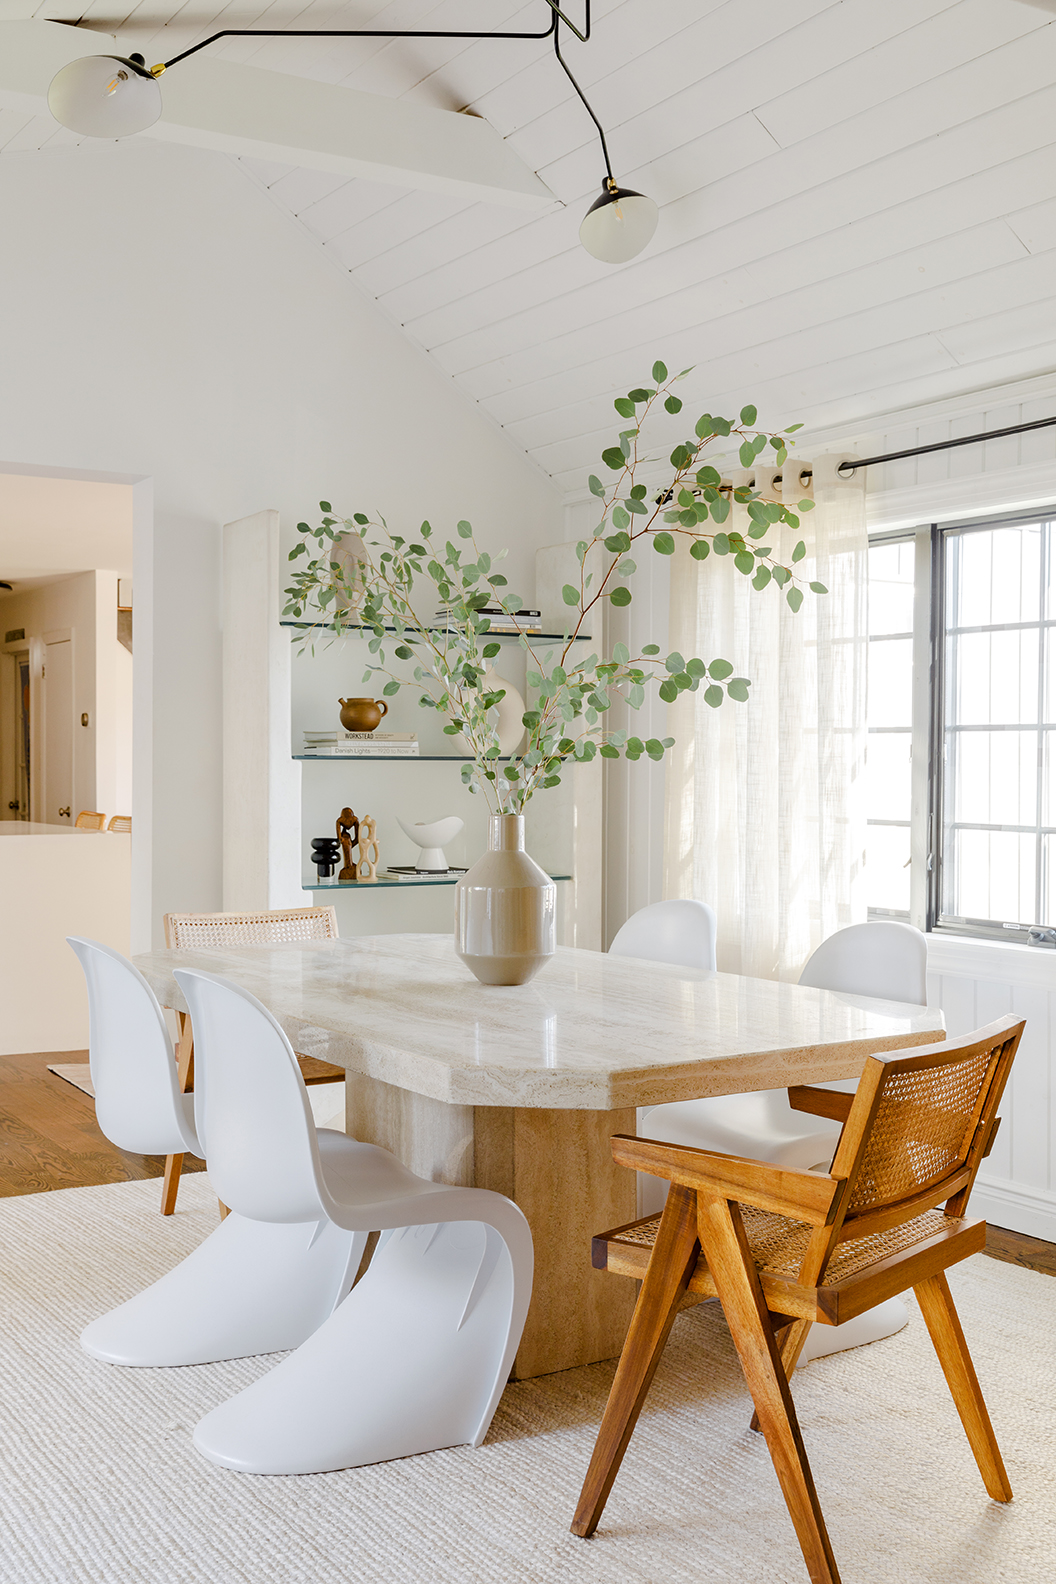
0;1047;1054;1280
0;1046;206;1198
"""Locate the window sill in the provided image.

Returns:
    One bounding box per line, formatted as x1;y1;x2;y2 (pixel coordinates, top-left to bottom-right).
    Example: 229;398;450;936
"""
927;929;1056;987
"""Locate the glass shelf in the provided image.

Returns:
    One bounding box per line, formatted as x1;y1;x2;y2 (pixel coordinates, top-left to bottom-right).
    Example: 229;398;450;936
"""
294;754;511;762
303;874;572;891
282;621;592;642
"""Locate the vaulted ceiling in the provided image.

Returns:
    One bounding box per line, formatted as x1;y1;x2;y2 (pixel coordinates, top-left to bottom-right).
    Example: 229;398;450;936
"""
4;0;1056;492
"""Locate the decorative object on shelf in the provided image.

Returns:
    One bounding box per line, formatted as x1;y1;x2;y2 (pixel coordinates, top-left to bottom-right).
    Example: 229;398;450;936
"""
336;807;359;881
354;815;380;883
437;605;541;636
338;697;388;733
287;363;824;980
46;8;657;264
455;815;556;986
396;815;464;873
310;837;341;880
453;668;525;757
328;531;368;619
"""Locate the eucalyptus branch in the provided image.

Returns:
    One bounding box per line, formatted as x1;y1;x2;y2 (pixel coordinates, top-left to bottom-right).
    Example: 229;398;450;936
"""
282;359;828;815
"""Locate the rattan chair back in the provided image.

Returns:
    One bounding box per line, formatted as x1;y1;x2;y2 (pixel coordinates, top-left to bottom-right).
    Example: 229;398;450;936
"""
106;814;132;833
75;810;107;830
163;906;339;949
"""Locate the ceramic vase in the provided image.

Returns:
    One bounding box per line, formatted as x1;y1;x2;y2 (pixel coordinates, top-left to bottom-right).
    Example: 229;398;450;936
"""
454;814;556;986
453;667;525;757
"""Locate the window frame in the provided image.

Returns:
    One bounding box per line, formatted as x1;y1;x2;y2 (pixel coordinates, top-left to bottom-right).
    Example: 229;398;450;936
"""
869;505;1056;943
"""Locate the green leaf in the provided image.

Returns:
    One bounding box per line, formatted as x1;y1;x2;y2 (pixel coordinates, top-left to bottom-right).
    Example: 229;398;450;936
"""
652;360;668;383
588;474;605;497
695;414;714;438
562;584;580;605
319;500;332;512
457;520;473;539
604;531;631;553
394;644;414;659
752;565;772;590
711;417;732;437
617;558;636;576
710;497;731;524
664;395;683;414
625;496;648;514
482;642;502;658
709;658;733;680
689;539;710;561
727;677;750;702
628;388;653;403
658;678;678;703
602;447;626;471
354;512;370;525
382;680;400;696
614;397;635;417
739;404;758;426
642;643;660;655
613;641;630;663
734;550;755;575
612;504;630;530
599;743;619;758
288;543;306;560
772;565;791;586
704;685;724;709
609;585;632;607
787;587;805;613
653;532;676;555
785;422;804;432
792;540;806;562
696;465;720;485
713;533;730;555
809;581;828;594
665;651;686;674
645;738;666;759
799;499;815;511
739;440;755;468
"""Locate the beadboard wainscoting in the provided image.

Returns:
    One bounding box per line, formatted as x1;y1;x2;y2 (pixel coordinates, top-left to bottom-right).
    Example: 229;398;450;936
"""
927;933;1056;1242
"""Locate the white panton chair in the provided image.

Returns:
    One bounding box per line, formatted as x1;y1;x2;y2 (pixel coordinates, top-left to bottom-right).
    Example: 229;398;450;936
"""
609;898;718;972
68;937;366;1369
637;920;930;1363
174;967;533;1476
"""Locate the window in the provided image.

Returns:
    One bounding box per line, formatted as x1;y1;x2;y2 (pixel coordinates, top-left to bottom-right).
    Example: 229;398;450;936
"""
866;508;1056;941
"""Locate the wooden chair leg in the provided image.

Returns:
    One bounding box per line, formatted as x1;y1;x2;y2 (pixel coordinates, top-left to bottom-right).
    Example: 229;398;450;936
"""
750;1316;814;1433
571;1184;701;1539
697;1192;841;1584
914;1271;1012;1502
161;1013;194;1217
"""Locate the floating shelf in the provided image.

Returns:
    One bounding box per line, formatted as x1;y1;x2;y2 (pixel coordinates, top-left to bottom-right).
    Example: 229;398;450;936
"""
303;874;573;891
294;754;512;762
283;621;592;642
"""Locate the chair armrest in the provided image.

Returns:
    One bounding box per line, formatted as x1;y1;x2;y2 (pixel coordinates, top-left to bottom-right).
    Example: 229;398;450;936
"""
787;1085;853;1123
610;1134;843;1225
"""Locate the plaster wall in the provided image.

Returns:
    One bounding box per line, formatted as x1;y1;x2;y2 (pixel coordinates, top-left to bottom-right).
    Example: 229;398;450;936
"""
0;139;561;944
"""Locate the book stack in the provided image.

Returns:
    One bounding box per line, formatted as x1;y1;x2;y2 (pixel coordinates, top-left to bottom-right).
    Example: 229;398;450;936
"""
433;606;542;635
384;866;469;882
302;730;419;757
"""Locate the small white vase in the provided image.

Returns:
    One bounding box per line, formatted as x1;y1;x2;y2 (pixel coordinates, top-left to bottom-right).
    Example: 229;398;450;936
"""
396;815;464;872
453;667;525;757
454;814;556;986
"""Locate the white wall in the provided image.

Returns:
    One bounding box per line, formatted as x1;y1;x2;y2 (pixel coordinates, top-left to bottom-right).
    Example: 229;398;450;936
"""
0;138;562;944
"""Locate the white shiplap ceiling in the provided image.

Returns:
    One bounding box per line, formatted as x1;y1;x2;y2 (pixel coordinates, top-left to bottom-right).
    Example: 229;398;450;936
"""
6;0;1056;491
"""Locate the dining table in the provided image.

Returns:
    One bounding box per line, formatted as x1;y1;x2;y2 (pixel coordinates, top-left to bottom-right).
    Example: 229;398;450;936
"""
134;932;946;1380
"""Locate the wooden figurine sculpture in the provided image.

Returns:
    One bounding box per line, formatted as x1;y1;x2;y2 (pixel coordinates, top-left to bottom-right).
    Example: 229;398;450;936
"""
337;807;359;881
336;806;380;883
354;815;380;883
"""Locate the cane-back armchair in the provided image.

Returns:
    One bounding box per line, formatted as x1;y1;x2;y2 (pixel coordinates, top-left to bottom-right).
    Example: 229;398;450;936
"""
574;1016;1024;1584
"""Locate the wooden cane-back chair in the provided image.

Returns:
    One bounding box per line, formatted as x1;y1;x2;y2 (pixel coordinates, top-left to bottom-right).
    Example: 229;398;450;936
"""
74;810;107;829
106;814;132;833
159;907;345;1216
574;1017;1024;1584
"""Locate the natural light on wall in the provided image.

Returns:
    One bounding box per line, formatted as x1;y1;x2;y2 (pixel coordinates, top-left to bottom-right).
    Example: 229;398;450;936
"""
866;540;915;917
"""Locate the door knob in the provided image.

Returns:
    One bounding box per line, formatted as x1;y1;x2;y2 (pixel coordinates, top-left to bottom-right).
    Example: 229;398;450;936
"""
58;806;70;818
7;801;18;810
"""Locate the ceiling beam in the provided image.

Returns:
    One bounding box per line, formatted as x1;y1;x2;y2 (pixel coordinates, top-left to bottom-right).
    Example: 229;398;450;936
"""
0;20;555;210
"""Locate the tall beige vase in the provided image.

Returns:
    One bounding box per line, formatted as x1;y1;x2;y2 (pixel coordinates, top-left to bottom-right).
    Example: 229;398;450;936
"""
454;814;556;986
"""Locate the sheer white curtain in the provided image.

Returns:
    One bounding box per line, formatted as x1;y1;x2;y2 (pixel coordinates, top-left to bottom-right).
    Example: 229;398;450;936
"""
662;455;868;980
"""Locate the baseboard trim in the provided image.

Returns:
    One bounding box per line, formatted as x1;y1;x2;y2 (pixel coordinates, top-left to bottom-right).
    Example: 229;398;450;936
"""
973;1175;1056;1243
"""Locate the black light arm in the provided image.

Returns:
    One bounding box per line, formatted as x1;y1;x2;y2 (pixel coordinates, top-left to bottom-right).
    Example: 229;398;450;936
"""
157;0;590;71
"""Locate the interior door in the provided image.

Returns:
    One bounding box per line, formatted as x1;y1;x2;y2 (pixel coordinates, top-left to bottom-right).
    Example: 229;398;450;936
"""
43;638;73;825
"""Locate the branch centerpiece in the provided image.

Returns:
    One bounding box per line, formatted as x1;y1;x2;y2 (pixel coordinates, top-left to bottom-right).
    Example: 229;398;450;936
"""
285;361;822;983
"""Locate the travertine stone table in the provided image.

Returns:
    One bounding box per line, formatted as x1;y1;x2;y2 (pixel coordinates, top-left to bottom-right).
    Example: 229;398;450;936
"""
135;933;945;1379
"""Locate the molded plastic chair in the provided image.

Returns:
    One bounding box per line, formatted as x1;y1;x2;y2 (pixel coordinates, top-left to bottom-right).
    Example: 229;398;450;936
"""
609;899;718;972
175;966;534;1476
576;1017;1023;1584
637;921;930;1361
67;937;364;1370
158;905;345;1216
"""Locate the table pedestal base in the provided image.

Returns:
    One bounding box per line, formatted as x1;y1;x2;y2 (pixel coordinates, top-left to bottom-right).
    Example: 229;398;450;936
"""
346;1074;637;1379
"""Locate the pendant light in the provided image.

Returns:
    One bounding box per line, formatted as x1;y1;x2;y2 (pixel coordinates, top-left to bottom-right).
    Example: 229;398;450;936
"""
48;52;163;139
45;3;656;261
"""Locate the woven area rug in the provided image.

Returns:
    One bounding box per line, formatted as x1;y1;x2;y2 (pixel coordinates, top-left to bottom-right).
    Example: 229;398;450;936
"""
0;1176;1053;1584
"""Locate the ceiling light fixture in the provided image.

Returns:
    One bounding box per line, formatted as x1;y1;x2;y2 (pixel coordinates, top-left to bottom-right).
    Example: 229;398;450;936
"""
46;2;657;264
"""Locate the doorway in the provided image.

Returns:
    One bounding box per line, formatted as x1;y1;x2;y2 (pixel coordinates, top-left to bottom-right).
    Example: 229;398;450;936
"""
42;633;73;825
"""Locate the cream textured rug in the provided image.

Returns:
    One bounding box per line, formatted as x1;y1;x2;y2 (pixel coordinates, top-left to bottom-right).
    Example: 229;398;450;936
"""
0;1176;1053;1584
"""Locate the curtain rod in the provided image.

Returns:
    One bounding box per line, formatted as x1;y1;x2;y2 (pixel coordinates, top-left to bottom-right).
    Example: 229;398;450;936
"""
837;414;1056;475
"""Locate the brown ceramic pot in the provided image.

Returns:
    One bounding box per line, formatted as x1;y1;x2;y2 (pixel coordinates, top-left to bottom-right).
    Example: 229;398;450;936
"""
338;697;389;733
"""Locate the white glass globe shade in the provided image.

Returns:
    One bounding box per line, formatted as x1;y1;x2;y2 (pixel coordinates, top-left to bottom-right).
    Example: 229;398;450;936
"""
48;56;162;138
579;184;658;263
